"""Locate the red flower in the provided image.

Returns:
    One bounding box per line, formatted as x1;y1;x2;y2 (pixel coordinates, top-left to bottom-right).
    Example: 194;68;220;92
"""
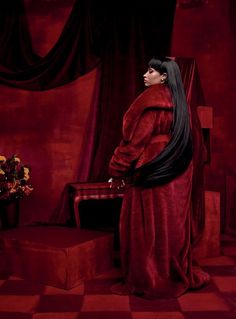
0;154;33;200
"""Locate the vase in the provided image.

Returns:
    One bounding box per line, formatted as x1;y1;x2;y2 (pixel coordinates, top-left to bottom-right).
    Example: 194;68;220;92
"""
0;200;20;230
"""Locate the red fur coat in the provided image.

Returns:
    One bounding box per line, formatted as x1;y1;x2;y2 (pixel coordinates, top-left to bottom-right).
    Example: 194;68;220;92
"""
109;83;173;176
109;83;209;298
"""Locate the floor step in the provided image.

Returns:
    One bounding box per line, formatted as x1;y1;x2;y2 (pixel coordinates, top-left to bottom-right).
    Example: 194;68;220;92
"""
0;226;114;289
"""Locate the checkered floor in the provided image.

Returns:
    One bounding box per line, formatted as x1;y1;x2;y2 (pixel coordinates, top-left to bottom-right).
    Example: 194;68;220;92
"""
0;235;236;319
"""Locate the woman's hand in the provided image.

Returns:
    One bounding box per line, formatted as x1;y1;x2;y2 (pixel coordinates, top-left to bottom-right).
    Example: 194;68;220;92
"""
108;177;126;190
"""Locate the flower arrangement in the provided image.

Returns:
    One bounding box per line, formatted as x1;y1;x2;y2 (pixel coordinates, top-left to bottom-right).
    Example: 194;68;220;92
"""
0;154;33;201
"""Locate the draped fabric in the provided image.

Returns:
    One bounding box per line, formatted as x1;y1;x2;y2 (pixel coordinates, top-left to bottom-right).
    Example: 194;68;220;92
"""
0;0;39;70
0;0;176;91
116;163;209;298
175;57;206;244
0;0;208;233
0;0;100;90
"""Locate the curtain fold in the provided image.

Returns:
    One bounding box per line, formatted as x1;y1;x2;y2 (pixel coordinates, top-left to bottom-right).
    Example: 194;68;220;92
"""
0;0;100;90
0;0;176;92
76;65;102;182
0;0;40;70
0;0;176;91
175;57;206;244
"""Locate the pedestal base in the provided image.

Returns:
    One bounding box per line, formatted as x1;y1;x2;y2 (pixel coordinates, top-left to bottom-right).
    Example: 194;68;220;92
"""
0;226;114;289
0;200;19;230
193;191;221;259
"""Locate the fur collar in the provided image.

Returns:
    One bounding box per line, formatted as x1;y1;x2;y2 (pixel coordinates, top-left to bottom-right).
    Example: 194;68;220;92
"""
123;84;173;140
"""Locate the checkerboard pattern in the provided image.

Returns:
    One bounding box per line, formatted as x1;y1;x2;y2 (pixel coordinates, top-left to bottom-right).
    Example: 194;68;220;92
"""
0;234;236;319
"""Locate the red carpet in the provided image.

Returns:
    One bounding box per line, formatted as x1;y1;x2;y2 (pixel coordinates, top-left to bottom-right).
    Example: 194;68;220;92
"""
0;233;236;318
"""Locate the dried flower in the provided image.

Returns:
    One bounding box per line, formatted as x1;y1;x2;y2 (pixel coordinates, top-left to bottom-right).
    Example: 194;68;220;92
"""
0;154;33;201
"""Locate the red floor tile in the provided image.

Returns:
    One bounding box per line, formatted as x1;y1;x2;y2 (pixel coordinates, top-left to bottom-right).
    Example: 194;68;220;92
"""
212;276;236;292
0;295;40;312
0;313;32;319
178;293;230;311
132;312;185;319
183;311;236;319
81;295;130;311
36;295;83;312
221;292;236;311
33;313;79;319
0;280;44;295
78;311;132;319
129;295;181;312
84;278;118;294
43;284;84;295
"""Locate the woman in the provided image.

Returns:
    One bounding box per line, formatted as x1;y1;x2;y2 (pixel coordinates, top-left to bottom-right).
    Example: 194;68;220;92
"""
108;57;210;299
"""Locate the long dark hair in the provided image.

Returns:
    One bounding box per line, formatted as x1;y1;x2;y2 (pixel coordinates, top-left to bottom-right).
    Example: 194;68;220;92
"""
134;57;193;186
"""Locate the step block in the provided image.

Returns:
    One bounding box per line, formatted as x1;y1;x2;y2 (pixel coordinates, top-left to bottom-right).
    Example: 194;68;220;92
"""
0;226;114;289
193;191;220;259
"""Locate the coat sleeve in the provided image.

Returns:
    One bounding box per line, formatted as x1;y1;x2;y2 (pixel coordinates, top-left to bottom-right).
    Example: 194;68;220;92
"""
109;110;157;178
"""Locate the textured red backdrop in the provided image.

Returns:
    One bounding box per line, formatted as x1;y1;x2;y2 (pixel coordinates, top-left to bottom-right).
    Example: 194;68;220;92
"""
0;1;98;224
171;0;236;230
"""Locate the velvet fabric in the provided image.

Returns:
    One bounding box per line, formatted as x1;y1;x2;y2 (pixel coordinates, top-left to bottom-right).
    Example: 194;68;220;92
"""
0;227;114;289
0;0;176;225
0;0;176;91
109;84;173;176
176;58;206;244
109;83;209;298
0;1;39;70
122;84;173;140
0;0;100;90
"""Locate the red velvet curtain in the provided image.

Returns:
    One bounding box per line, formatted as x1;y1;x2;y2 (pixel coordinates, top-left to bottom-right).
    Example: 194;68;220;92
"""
0;0;100;89
0;0;176;91
175;57;206;242
0;0;180;226
0;0;39;70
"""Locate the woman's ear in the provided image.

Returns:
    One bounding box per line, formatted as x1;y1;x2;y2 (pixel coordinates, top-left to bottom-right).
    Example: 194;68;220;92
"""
161;72;167;83
162;72;167;80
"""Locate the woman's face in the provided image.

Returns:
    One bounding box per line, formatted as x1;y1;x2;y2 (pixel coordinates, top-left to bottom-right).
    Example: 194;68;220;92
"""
143;67;164;86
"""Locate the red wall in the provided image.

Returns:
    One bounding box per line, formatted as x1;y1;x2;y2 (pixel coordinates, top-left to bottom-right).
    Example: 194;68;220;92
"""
0;0;98;224
171;0;236;229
